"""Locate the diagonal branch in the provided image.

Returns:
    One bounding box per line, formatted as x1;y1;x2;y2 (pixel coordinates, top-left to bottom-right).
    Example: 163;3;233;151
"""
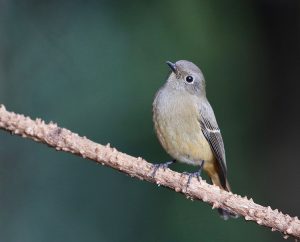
0;104;299;240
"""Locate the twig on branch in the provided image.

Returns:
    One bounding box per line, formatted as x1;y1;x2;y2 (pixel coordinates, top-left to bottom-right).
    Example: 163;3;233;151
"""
0;104;299;240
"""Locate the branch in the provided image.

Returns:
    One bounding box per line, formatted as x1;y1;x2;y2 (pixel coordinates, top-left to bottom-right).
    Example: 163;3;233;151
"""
0;105;299;240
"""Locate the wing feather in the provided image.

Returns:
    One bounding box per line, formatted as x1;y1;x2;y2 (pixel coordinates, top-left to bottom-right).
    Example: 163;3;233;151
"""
199;101;227;187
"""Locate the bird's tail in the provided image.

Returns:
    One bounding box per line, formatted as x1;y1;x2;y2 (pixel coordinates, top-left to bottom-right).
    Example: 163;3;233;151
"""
208;167;239;220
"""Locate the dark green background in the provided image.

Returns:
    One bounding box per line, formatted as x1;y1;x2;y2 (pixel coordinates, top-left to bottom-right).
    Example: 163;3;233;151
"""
0;1;299;241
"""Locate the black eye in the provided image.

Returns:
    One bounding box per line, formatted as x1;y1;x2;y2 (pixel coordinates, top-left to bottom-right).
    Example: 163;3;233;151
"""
185;75;194;83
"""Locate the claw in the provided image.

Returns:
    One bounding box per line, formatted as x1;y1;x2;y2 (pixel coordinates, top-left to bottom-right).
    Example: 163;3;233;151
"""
183;160;204;189
186;171;201;186
151;160;175;177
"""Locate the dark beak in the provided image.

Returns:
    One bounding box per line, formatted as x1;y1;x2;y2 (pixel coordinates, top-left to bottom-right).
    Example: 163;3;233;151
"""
166;61;177;73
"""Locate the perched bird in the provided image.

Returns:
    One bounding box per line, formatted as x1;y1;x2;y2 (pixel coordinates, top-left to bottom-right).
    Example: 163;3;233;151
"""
152;60;237;220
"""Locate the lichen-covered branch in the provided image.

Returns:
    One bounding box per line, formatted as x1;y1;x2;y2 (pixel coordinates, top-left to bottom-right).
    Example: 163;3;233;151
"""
0;104;299;240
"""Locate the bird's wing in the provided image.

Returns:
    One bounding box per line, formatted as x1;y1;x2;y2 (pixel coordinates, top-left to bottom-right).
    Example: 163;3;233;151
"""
199;101;227;187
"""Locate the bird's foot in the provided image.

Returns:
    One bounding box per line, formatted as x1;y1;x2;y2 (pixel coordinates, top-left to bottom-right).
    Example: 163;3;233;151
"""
183;160;204;189
151;160;175;177
183;171;202;187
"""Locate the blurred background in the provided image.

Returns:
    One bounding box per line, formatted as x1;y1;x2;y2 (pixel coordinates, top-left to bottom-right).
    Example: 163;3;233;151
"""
0;0;299;241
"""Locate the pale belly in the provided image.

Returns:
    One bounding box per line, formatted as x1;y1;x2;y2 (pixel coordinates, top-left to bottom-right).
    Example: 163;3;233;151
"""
153;91;215;166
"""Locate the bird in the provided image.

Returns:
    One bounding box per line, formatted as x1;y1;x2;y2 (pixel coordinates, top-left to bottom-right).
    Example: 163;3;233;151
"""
152;60;238;220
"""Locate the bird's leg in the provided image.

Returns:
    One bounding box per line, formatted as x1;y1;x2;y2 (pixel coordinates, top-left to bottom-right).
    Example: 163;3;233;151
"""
151;160;176;177
183;160;204;188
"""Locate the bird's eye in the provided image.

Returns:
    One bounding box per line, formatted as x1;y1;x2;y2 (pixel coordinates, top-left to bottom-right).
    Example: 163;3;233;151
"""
185;75;194;83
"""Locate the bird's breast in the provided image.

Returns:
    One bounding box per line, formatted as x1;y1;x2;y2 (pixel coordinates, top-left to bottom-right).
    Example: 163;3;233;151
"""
153;89;215;165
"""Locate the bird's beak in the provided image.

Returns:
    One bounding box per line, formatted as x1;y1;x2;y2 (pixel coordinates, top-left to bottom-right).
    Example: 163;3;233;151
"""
166;61;177;73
